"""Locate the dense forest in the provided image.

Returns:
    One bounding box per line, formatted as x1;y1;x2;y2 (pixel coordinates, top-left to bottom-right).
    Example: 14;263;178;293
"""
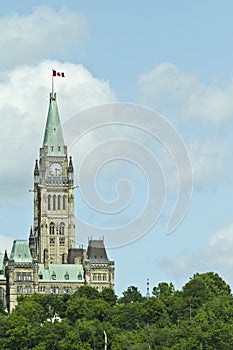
1;272;233;349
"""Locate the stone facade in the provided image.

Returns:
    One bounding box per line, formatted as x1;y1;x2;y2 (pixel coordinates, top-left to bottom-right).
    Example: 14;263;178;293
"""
0;92;115;312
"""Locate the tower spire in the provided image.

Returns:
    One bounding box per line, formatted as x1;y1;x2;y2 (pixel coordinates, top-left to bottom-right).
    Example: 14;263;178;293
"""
42;93;66;156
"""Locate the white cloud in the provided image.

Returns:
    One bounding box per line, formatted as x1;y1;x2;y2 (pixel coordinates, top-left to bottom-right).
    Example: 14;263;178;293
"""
157;223;233;288
138;63;233;124
0;60;116;205
205;224;233;266
0;6;88;66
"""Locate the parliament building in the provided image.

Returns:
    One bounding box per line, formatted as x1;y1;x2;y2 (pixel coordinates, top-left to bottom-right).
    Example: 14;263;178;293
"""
0;92;115;312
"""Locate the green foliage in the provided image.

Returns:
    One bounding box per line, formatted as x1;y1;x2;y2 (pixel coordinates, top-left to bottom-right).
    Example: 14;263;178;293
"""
101;287;118;305
118;285;144;303
183;272;231;301
66;294;111;324
76;285;100;299
1;272;233;349
153;282;175;298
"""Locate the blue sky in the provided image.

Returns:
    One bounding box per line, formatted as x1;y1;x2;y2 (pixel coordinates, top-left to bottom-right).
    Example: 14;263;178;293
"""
1;1;233;296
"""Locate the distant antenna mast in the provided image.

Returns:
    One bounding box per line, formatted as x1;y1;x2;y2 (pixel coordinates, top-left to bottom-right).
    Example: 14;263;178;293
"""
146;278;150;299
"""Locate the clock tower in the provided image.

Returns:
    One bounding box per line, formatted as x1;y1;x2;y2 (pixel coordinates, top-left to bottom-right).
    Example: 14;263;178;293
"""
32;92;75;264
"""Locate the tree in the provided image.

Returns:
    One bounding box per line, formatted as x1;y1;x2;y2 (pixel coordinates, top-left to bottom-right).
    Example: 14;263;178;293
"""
101;288;117;305
76;286;100;299
119;286;144;304
75;319;105;350
141;298;170;327
13;297;46;325
112;302;144;330
152;282;175;298
183;272;231;313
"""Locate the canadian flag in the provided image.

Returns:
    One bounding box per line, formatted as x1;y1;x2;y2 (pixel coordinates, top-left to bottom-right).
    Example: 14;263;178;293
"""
52;70;65;78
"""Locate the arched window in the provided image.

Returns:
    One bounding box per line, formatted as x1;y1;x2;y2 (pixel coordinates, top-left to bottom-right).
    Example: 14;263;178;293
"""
59;223;65;235
59;238;65;246
57;195;61;210
53;195;56;210
48;195;51;210
49;222;55;235
63;195;66;210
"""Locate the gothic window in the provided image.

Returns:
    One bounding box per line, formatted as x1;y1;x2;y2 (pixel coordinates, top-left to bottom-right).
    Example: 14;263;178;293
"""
38;286;45;293
53;195;56;210
92;274;97;281
50;238;55;245
98;274;102;281
58;195;61;210
49;223;55;235
59;238;65;246
59;223;65;235
48;195;51;210
63;195;66;210
102;274;107;281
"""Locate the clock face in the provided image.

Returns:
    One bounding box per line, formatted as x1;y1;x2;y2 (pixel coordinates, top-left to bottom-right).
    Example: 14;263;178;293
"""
50;163;62;176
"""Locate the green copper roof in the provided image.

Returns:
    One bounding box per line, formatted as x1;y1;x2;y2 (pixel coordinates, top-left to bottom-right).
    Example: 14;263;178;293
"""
38;263;84;283
42;93;65;156
10;240;32;263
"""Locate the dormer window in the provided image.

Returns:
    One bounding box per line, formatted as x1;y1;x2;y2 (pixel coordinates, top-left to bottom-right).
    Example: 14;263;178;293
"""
51;146;54;151
51;272;56;280
65;272;69;280
39;273;43;280
58;146;61;152
78;273;82;280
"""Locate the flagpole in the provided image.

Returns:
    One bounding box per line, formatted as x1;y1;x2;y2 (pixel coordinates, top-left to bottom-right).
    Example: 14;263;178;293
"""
52;71;54;96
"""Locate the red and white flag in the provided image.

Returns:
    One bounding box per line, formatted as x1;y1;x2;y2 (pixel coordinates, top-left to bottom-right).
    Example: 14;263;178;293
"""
52;70;65;78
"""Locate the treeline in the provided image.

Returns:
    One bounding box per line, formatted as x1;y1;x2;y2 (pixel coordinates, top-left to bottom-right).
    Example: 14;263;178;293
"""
1;272;233;349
